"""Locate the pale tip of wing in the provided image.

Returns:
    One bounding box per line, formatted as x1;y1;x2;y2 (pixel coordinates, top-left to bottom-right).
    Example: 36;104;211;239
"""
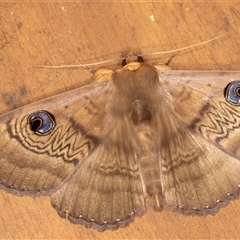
205;206;209;209
91;218;95;222
227;192;231;196
192;207;197;210
79;214;83;218
178;205;182;209
130;212;134;216
117;219;121;222
238;184;240;188
216;199;220;203
103;220;107;224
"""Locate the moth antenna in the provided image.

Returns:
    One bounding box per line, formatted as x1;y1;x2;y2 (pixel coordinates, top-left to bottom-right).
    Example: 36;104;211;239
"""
74;60;96;74
35;35;223;69
35;57;125;69
165;52;179;66
138;35;224;57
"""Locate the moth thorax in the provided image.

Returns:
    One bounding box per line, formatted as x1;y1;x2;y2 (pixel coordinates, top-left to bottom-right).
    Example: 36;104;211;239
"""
93;69;113;82
131;100;152;125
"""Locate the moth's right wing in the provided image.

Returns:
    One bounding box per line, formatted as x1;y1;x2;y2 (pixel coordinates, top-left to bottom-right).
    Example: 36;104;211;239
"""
159;70;240;213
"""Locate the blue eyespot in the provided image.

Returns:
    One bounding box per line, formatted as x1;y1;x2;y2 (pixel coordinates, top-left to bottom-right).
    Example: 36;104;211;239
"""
225;81;240;105
28;111;55;135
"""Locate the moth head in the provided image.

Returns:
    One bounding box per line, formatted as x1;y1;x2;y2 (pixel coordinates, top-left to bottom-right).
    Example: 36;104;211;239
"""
93;53;173;83
122;52;143;66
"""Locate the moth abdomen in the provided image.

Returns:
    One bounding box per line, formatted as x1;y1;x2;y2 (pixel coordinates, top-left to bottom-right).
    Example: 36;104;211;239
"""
140;155;164;211
135;119;164;211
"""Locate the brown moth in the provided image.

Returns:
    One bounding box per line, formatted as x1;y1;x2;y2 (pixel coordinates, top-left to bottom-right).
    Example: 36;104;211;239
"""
0;57;240;231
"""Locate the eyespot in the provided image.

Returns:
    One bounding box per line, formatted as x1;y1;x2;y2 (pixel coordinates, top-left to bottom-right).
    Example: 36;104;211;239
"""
225;81;240;105
28;111;55;135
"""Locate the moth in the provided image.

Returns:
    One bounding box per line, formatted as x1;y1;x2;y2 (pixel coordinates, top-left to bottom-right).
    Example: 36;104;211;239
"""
0;55;240;231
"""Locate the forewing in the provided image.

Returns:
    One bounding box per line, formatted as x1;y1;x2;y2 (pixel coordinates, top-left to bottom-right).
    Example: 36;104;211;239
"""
161;70;240;157
0;81;110;196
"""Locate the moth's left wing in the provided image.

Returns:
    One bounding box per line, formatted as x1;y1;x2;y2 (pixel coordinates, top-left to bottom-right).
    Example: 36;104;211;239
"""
0;81;111;196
